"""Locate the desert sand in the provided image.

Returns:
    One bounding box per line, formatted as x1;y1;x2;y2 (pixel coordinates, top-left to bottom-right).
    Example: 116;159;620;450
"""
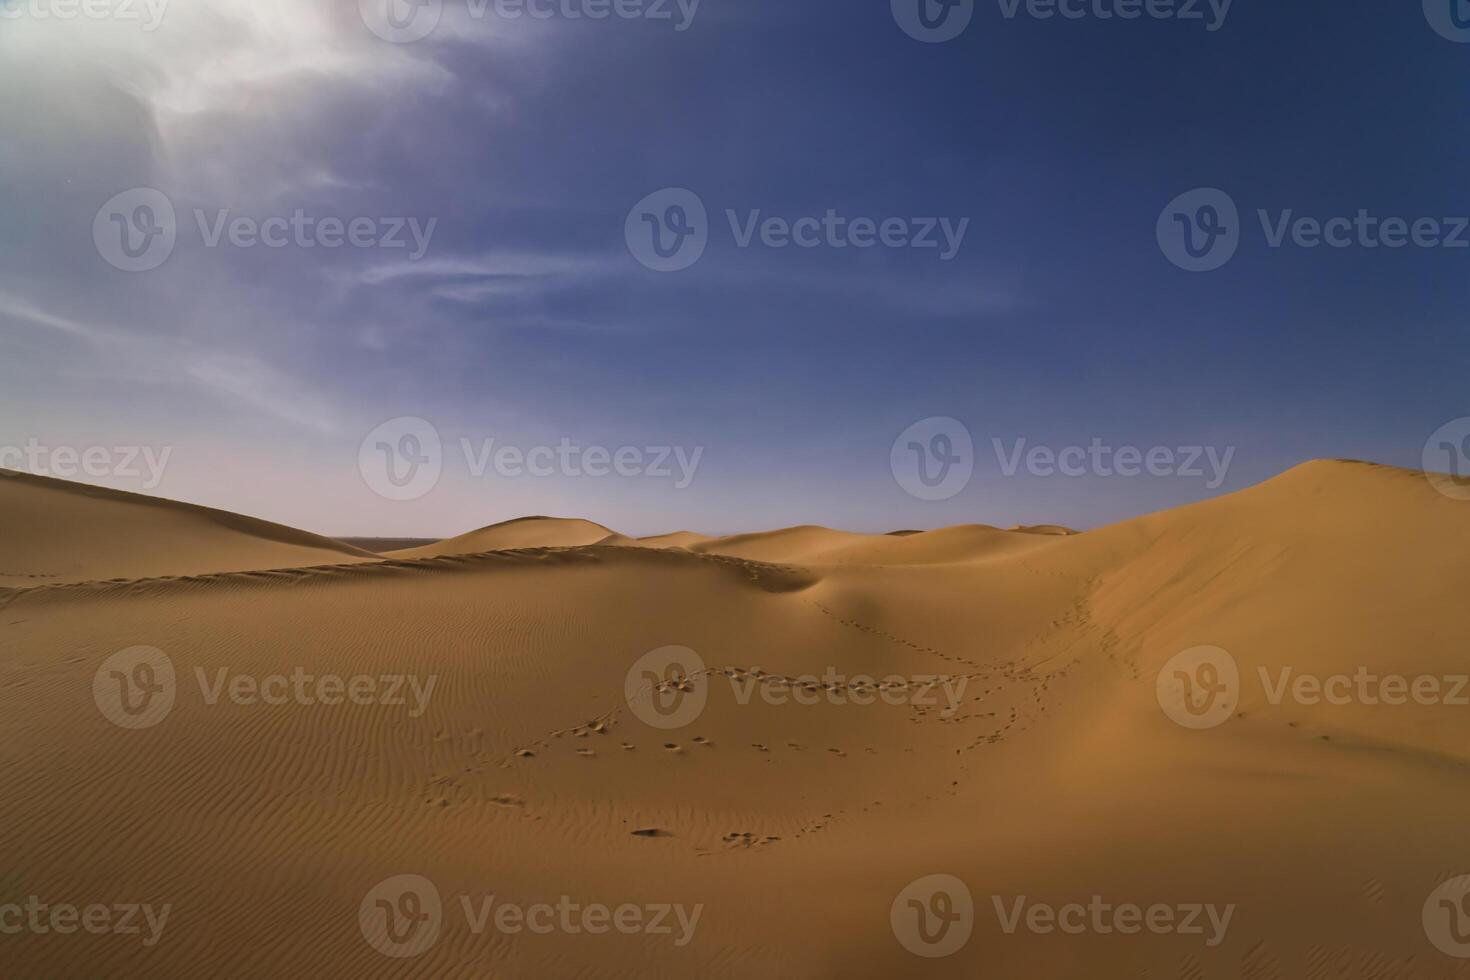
2;461;1469;977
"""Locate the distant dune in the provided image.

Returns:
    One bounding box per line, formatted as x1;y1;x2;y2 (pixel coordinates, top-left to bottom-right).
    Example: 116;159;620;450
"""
1008;523;1078;536
384;516;620;558
685;525;895;563
0;471;1084;584
635;530;712;550
3;460;1468;977
338;537;441;554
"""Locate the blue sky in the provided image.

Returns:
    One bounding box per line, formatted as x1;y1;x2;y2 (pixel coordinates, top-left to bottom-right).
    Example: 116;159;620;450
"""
1;0;1466;536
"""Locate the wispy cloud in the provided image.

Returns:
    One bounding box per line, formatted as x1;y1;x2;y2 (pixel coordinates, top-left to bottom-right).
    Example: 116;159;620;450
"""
185;355;342;434
0;288;341;433
355;249;621;291
0;289;108;342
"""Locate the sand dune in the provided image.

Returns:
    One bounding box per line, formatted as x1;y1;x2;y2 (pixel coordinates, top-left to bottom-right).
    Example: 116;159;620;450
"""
705;523;1063;565
1008;522;1079;536
3;461;1469;977
0;470;373;587
385;516;620;558
686;524;894;563
634;530;712;550
386;517;1070;567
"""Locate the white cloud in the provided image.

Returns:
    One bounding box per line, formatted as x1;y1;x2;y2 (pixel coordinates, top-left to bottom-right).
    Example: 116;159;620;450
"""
0;0;508;203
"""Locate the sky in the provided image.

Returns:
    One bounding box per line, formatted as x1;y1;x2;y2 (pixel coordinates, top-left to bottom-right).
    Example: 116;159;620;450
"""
1;0;1467;537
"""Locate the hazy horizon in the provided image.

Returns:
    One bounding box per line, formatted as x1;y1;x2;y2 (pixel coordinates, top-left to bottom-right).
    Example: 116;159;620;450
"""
0;454;1422;542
